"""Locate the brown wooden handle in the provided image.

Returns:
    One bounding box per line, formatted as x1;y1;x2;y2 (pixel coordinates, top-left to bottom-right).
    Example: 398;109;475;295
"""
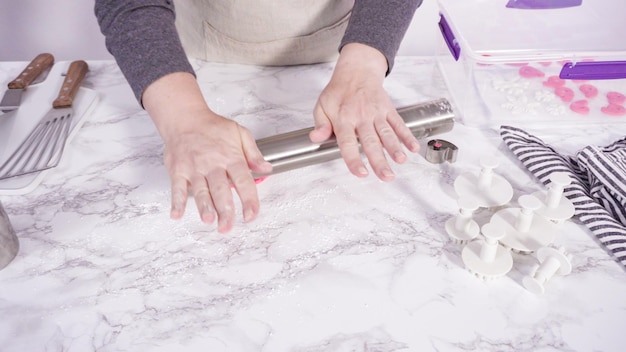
52;60;89;109
7;53;55;89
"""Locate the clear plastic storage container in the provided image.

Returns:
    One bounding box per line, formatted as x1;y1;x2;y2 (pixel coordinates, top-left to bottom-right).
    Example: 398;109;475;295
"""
436;0;626;127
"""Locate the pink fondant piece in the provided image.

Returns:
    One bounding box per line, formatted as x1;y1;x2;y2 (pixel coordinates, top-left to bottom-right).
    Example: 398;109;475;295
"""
543;75;565;87
555;86;574;102
601;104;626;116
607;92;626;105
519;65;545;78
579;84;598;99
229;176;268;189
570;100;589;115
254;176;268;184
539;62;552;67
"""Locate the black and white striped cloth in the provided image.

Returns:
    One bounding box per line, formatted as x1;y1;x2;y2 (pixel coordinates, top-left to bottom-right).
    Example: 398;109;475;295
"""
500;125;626;268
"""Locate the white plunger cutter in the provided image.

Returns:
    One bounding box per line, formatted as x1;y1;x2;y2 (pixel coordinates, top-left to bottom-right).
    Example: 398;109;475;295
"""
462;222;513;280
492;194;557;254
446;197;480;244
515;194;541;233
523;246;572;295
533;172;575;223
454;157;513;208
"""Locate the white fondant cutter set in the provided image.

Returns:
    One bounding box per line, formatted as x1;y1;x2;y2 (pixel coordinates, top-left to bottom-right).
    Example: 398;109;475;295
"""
443;156;575;295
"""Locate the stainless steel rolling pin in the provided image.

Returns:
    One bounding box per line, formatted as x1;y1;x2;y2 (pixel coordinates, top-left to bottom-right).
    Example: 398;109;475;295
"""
253;98;455;177
0;201;19;271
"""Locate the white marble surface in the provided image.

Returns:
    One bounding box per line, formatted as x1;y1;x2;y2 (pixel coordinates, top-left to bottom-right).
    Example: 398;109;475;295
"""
1;57;625;352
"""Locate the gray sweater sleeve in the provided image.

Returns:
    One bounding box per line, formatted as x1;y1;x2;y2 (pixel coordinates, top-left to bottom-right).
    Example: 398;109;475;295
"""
341;0;423;74
94;0;195;104
94;0;422;105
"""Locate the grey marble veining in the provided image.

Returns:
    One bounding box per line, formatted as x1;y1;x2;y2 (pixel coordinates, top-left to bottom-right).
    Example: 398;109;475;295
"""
0;57;625;352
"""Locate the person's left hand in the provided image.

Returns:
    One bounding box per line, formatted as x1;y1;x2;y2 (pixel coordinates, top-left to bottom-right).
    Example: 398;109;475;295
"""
309;43;420;181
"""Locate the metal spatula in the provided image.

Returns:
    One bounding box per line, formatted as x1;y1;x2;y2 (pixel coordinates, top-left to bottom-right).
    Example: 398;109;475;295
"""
0;53;55;113
0;60;89;180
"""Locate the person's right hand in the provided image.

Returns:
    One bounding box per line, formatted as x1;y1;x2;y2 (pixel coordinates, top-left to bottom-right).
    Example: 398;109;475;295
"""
142;72;272;233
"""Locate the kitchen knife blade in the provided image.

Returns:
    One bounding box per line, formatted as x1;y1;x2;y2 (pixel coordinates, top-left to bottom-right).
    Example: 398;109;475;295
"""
0;53;55;113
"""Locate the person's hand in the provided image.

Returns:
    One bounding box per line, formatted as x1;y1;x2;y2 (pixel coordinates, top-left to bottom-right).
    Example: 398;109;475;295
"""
143;72;272;233
310;43;420;181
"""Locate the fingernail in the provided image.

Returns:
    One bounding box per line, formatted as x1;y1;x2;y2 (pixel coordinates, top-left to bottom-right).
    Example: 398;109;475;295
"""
358;166;368;176
218;217;233;233
202;203;215;223
243;207;255;222
382;168;395;178
262;161;273;170
171;204;182;219
394;151;406;161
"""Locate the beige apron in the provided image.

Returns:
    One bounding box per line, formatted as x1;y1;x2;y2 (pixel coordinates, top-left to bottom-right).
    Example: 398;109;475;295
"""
173;0;354;66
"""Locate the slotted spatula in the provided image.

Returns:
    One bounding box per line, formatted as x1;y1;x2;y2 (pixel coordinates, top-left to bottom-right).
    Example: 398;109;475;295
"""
0;60;89;180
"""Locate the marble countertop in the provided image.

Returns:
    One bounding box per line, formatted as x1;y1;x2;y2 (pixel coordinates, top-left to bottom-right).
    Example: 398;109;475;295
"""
0;57;625;352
